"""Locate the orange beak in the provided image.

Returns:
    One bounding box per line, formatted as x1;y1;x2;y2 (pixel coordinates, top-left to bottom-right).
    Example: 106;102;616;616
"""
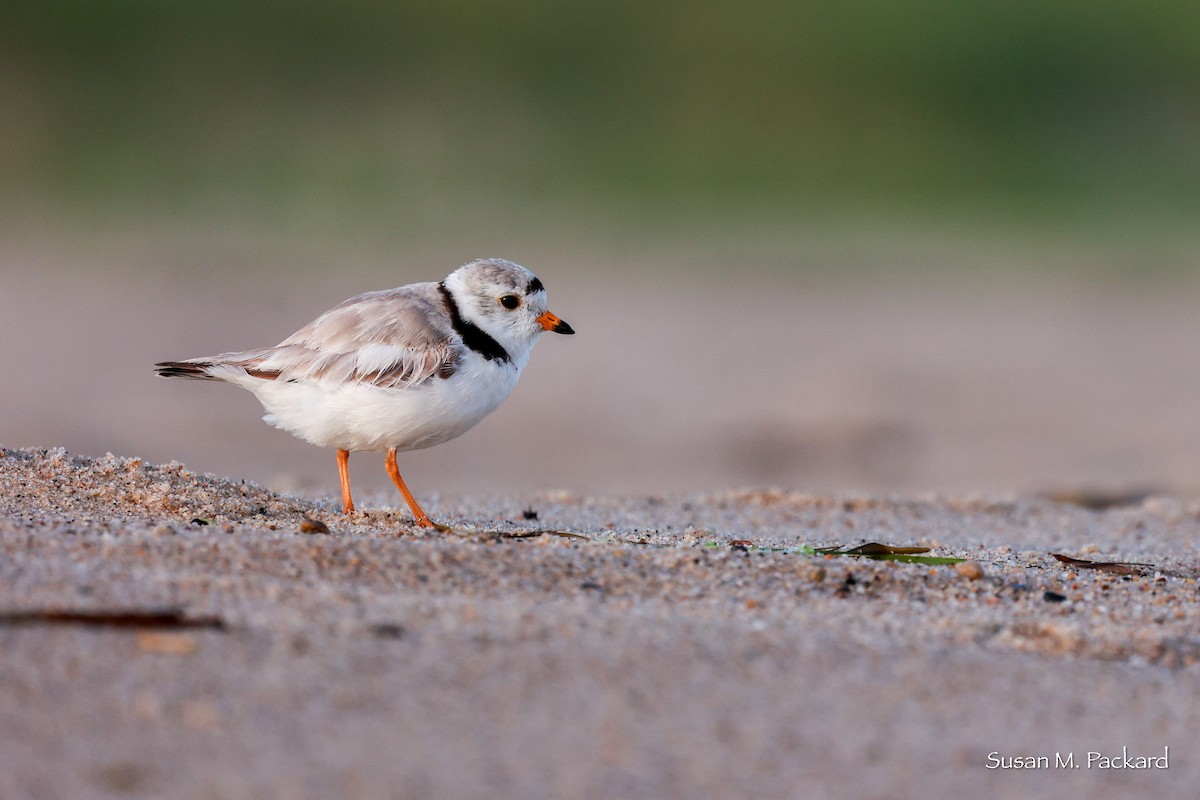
536;310;574;334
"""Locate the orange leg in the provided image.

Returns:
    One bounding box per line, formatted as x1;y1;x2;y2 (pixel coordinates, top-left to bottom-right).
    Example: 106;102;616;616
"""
337;449;355;514
385;447;443;529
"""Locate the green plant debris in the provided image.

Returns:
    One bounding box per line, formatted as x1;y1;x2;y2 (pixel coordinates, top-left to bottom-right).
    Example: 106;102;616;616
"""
704;540;966;565
808;542;966;564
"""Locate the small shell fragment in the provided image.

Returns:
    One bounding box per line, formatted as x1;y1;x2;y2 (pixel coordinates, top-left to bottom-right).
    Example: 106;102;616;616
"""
299;517;330;534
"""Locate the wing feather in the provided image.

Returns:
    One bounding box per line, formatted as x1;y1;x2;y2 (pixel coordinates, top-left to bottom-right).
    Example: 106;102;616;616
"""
177;283;463;388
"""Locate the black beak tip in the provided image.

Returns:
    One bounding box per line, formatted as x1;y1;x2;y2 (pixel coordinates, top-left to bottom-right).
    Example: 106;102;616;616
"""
554;320;575;335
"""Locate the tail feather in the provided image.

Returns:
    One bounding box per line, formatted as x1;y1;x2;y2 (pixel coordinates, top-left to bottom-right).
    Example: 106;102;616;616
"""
155;360;219;380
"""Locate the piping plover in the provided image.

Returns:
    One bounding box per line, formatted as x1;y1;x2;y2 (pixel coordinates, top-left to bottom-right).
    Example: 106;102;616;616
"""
156;257;573;527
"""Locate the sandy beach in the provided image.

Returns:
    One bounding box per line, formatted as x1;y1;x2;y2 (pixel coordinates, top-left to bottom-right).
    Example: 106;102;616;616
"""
2;446;1198;799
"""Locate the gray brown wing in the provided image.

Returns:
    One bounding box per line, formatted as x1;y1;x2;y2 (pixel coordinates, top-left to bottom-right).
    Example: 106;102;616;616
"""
162;283;463;387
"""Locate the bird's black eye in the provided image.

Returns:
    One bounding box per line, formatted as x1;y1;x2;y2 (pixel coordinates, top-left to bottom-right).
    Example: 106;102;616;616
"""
499;294;520;310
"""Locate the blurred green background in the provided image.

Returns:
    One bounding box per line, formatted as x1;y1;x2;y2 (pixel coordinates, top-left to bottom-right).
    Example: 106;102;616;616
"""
3;0;1199;273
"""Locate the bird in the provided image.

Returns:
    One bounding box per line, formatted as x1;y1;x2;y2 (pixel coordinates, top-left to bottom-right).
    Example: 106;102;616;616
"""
155;257;573;528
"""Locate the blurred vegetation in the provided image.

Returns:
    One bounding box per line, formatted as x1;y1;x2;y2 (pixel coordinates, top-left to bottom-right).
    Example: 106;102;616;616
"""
3;1;1199;269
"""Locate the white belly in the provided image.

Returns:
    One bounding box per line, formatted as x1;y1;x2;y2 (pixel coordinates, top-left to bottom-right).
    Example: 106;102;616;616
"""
237;359;521;452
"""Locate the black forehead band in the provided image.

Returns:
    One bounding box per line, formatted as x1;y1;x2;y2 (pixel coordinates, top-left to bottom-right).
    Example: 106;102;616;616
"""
526;277;544;295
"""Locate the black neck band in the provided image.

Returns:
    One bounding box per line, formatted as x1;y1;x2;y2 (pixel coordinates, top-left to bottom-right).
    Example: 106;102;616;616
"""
438;282;511;363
